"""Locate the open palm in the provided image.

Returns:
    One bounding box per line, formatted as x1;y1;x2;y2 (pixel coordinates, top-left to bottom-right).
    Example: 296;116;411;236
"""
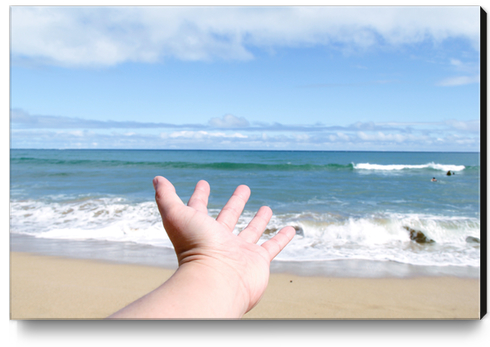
153;176;295;312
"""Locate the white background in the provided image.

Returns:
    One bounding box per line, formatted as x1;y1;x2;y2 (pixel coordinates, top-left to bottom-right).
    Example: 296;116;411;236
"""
3;1;488;346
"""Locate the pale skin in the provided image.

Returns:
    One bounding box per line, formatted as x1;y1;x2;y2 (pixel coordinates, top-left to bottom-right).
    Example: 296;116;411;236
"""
107;176;296;319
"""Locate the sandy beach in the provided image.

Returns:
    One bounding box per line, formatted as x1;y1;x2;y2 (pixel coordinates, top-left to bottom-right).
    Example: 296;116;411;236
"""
10;252;480;320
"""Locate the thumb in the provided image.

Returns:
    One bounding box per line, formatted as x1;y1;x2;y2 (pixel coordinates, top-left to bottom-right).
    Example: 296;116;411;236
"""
153;176;183;215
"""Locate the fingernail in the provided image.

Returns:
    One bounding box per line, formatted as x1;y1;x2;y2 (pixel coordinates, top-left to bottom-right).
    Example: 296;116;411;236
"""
153;177;159;191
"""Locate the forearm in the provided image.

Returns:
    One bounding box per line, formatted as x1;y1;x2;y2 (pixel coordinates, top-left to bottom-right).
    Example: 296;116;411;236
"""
107;262;249;319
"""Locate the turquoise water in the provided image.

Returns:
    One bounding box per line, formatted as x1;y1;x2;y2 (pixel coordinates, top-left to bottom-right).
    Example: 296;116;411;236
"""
10;149;480;272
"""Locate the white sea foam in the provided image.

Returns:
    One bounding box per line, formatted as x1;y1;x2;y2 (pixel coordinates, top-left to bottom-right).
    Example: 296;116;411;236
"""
10;199;480;267
353;162;465;172
270;212;480;267
10;198;173;249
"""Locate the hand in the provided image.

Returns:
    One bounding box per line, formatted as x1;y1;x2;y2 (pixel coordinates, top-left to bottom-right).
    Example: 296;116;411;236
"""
108;177;295;319
154;176;296;314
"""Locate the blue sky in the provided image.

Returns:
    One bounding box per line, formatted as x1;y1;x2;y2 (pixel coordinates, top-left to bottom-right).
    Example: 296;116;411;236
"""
9;5;481;151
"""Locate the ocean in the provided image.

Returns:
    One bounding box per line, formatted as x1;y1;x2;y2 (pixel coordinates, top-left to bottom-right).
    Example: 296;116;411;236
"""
10;149;481;278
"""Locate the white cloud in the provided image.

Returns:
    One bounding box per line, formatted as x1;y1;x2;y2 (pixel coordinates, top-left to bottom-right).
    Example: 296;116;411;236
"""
437;75;480;87
352;121;376;130
68;130;85;137
167;130;247;139
10;112;480;151
357;131;413;143
11;124;480;151
450;58;463;66
10;108;206;129
293;134;310;142
337;132;350;141
208;114;250;128
448;57;479;73
11;6;480;67
436;56;480;86
445;119;480;132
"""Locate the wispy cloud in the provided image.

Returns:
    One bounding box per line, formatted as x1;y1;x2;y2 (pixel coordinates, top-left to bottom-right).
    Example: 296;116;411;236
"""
435;56;480;86
11;127;480;151
10;109;480;151
163;131;248;139
297;80;401;89
208;114;250;128
437;75;480;87
10;109;206;130
445;119;480;132
11;6;480;68
12;109;480;134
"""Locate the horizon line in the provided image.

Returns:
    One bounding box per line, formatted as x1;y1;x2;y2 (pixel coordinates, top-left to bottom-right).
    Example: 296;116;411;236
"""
9;147;481;154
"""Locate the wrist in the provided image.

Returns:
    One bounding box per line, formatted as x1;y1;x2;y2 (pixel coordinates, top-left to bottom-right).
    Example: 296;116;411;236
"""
176;259;251;318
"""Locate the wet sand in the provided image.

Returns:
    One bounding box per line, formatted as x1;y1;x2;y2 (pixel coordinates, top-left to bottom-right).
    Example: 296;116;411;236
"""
10;252;480;320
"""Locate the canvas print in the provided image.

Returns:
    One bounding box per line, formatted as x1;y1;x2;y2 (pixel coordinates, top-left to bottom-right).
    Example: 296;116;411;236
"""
10;6;482;320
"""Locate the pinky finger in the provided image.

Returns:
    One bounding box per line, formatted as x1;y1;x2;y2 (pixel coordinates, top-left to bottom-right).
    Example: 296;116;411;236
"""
261;226;296;261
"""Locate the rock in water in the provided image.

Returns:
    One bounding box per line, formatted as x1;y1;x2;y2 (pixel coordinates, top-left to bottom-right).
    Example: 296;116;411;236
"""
465;236;480;243
403;226;435;243
293;226;304;237
264;226;304;238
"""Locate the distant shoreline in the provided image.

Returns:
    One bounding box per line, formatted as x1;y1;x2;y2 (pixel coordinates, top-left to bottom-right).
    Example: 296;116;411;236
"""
9;148;481;154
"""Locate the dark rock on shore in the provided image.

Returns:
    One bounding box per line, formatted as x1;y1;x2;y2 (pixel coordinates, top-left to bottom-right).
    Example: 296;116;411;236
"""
465;236;480;243
263;226;304;238
403;226;435;244
293;226;304;237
